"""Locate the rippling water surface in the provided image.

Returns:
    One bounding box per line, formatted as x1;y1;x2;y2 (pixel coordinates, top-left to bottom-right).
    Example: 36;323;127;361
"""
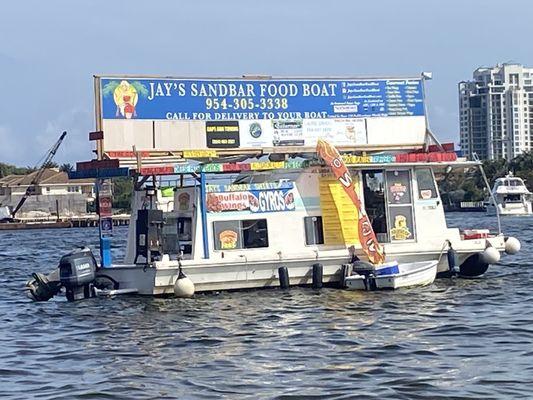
1;213;532;399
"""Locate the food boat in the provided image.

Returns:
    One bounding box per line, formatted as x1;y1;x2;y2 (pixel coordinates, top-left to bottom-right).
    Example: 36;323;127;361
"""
25;74;521;301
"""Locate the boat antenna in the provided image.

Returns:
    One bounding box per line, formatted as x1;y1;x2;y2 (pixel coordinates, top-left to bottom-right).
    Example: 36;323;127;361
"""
473;152;501;234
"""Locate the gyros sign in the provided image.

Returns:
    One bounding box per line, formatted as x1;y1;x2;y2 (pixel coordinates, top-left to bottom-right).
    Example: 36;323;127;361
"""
206;189;295;213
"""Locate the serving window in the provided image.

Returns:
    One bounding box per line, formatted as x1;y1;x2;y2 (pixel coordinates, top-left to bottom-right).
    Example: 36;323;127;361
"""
162;216;193;255
213;219;269;250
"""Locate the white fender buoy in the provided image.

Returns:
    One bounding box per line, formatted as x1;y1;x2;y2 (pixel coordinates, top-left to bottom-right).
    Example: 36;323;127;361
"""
174;270;195;298
504;237;521;255
481;246;501;264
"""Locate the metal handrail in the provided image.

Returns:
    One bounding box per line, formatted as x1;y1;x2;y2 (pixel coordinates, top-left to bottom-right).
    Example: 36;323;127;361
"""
473;153;502;234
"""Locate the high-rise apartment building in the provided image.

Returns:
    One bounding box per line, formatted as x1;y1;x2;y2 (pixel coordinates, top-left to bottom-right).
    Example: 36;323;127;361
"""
459;63;533;160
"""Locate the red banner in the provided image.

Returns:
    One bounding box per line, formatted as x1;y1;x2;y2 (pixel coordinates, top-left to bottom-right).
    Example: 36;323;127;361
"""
316;139;385;265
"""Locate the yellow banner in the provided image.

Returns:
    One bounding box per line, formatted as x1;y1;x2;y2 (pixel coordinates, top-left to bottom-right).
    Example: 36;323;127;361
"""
183;150;218;158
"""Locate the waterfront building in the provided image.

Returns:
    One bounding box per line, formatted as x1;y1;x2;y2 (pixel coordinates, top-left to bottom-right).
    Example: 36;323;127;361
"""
0;168;94;217
459;63;533;160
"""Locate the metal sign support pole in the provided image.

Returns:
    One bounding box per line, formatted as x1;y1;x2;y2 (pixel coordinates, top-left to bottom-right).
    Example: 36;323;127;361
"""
97;174;113;267
200;172;209;259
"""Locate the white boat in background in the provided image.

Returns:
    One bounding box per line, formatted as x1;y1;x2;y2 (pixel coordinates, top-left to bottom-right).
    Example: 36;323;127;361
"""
486;174;533;216
345;260;438;291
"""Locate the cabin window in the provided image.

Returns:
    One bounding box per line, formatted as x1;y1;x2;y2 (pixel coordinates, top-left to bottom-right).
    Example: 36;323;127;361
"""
162;216;193;255
504;194;522;203
386;170;411;204
213;219;269;250
304;216;324;245
415;168;438;199
162;217;179;254
242;219;269;248
386;170;416;242
178;217;192;241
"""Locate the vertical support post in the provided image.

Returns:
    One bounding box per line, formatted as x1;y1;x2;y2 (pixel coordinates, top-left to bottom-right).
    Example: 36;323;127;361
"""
312;263;323;289
93;76;103;161
55;199;60;222
199;172;209;259
97;176;113;267
100;237;112;267
420;73;444;152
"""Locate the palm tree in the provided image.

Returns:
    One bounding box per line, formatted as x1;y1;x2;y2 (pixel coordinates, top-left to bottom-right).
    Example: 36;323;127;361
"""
59;163;74;173
43;161;59;169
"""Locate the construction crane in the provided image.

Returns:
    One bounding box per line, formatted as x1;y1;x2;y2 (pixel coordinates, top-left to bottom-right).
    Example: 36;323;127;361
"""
11;131;67;218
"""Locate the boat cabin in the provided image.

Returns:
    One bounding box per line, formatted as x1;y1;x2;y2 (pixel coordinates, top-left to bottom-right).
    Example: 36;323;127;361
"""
123;159;453;267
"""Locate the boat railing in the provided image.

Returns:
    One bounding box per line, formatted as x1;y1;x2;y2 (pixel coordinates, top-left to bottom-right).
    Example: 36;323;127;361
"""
472;153;501;234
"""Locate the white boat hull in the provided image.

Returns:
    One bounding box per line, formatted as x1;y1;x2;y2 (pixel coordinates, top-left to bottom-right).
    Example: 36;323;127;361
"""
98;237;503;295
344;260;437;290
487;202;533;216
376;260;437;289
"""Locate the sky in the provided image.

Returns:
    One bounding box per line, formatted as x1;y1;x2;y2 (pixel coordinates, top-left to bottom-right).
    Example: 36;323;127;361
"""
1;0;532;166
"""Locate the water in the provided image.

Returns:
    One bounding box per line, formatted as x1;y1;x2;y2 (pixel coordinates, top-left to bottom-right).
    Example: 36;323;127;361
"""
0;213;532;399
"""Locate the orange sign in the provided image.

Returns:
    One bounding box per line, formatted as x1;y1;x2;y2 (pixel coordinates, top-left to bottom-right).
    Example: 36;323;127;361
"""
316;139;385;265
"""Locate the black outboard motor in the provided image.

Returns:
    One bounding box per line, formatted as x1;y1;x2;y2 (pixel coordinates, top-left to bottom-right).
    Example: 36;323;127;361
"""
26;269;62;302
59;248;97;302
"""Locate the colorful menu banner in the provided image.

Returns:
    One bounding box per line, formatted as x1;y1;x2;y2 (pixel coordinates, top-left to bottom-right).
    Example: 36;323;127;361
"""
206;184;296;214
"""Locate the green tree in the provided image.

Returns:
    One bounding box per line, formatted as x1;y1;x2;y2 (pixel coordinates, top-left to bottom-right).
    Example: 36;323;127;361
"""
59;163;74;173
112;177;133;211
0;162;33;178
482;158;509;184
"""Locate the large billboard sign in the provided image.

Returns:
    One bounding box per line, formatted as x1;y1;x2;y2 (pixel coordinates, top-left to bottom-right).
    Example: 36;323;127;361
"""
101;78;424;120
95;76;428;155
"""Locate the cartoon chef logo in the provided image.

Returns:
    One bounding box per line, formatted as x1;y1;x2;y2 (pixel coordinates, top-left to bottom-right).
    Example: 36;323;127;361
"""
113;80;138;119
390;215;412;240
102;80;149;119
